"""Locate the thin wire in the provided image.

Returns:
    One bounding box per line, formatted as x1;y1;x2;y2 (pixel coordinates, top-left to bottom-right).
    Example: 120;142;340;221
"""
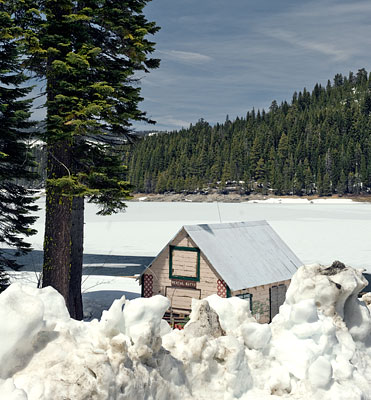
216;201;222;223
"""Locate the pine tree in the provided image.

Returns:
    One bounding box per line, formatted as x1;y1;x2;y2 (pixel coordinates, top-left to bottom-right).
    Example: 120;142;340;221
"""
277;133;289;167
337;170;347;196
347;172;355;194
255;157;266;185
0;0;38;291
303;159;313;195
316;171;323;196
249;136;262;174
322;173;331;196
25;0;159;318
156;171;168;193
220;162;232;186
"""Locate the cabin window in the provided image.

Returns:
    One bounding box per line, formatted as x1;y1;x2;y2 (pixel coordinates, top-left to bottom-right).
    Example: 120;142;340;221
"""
169;245;200;281
236;292;253;311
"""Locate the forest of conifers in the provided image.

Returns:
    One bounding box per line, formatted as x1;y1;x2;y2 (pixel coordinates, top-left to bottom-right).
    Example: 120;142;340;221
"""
127;69;371;196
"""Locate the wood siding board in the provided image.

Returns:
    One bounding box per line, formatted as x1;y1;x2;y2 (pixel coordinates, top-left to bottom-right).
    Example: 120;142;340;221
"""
169;245;200;281
165;287;201;310
171;228;189;247
230;279;290;323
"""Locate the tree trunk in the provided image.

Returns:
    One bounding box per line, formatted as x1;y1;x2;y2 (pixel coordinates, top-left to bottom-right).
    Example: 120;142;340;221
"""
69;196;84;320
42;141;72;305
42;143;85;320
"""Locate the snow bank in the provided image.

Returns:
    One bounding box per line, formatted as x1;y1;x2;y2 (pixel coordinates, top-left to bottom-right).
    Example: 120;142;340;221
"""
268;262;371;398
8;272;142;321
0;286;189;400
1;263;371;399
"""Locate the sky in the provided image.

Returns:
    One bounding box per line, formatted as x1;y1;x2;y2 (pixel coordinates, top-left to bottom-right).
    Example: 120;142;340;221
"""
31;0;371;132
131;0;371;131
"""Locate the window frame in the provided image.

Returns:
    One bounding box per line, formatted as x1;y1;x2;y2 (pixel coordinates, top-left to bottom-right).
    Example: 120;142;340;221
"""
236;292;253;311
169;245;201;282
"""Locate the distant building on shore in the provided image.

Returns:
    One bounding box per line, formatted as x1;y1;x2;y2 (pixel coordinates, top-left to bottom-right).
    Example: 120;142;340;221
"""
139;221;302;323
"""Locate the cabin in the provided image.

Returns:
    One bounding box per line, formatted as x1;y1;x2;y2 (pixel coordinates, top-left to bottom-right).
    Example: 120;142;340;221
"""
140;221;302;323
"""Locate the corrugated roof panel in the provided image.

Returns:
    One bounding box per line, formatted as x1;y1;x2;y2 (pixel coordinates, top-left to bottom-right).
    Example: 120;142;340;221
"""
184;221;302;291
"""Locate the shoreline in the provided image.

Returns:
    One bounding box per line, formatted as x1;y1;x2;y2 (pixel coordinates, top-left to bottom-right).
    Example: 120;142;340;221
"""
130;192;371;203
31;189;371;204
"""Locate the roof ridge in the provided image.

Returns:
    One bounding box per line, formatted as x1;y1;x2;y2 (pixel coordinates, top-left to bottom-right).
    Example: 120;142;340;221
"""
184;220;268;231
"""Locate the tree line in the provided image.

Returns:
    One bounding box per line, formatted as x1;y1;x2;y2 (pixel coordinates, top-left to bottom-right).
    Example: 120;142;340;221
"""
128;69;371;197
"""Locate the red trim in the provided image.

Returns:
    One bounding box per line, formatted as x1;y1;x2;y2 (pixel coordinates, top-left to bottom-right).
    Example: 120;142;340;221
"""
143;274;153;297
217;279;227;297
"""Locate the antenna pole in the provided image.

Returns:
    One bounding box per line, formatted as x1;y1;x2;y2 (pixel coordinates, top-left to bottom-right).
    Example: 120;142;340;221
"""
216;202;222;223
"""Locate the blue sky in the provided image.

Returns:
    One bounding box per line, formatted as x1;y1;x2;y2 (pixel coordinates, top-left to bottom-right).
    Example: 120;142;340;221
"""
132;0;371;131
31;0;371;132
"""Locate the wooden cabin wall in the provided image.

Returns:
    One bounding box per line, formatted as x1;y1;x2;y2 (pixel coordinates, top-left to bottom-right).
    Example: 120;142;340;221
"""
143;229;293;321
143;229;223;313
232;279;291;323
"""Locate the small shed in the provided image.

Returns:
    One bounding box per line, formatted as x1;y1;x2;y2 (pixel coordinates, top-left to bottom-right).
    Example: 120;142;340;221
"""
140;220;302;323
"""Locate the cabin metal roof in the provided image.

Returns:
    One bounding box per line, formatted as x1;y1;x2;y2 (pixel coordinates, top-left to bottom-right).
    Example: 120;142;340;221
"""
182;220;302;291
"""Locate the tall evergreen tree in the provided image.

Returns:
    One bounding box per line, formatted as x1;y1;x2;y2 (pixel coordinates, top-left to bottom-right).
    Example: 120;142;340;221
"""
26;0;159;318
0;0;38;291
337;170;347;196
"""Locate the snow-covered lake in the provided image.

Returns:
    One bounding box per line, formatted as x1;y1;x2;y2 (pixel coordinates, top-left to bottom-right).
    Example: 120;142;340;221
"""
29;198;371;272
3;199;371;399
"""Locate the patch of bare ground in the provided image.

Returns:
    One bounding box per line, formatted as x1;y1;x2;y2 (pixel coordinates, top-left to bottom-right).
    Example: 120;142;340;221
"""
130;192;371;203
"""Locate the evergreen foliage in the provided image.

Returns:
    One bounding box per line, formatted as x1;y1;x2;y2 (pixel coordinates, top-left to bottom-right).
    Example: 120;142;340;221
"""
27;0;159;211
0;0;38;292
21;0;159;317
128;70;371;197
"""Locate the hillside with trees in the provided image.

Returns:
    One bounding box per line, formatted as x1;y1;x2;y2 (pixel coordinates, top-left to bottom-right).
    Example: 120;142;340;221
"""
128;69;371;197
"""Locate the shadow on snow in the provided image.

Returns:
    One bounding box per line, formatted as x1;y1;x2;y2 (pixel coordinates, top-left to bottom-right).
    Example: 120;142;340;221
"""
1;249;154;277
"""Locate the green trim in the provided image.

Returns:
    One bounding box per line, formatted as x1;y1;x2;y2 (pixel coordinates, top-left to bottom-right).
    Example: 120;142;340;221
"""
171;245;199;252
140;275;144;297
226;286;231;298
236;292;253;310
169;245;200;281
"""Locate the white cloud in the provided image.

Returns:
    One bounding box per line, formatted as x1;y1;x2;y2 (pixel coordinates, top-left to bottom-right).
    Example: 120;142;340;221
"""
159;116;191;128
133;115;191;132
290;0;371;18
159;50;212;64
267;29;349;61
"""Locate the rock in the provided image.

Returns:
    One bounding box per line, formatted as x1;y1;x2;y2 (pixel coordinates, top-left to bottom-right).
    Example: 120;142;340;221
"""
184;300;225;338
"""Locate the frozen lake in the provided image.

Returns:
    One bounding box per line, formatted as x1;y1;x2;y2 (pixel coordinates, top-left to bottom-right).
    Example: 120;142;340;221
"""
25;198;371;273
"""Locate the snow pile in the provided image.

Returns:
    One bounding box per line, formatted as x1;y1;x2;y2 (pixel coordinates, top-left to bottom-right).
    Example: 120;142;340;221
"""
268;262;371;398
0;286;190;400
1;263;371;399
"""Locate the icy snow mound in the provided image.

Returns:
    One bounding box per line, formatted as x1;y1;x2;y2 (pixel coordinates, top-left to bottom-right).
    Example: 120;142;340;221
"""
267;262;371;398
0;285;189;400
1;262;371;399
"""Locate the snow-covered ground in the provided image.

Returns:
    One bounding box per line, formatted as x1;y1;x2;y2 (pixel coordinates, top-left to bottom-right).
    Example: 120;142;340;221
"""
2;198;371;398
6;197;370;318
1;263;371;399
26;197;371;269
